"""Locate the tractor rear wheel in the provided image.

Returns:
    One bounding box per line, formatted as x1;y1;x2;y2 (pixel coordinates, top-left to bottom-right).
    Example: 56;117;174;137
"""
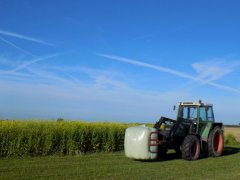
208;126;224;157
181;135;200;160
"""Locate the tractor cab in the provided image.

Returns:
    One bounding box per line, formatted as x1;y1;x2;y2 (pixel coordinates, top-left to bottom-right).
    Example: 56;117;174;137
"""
177;101;214;121
176;101;215;140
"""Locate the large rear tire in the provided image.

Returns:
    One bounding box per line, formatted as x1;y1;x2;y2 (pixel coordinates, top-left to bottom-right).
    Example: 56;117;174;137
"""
208;126;224;157
181;135;200;160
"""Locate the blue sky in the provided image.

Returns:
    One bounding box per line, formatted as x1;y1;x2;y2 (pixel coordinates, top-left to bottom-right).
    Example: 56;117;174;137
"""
0;0;240;124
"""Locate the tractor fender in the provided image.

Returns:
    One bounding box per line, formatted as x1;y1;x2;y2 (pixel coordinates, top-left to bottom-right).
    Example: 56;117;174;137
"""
210;123;223;130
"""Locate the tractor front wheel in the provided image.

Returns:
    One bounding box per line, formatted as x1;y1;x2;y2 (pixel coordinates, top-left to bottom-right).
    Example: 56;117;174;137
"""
208;126;224;157
181;135;200;160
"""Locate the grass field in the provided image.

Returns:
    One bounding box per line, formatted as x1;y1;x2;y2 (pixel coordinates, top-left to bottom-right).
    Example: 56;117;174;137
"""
0;145;240;180
225;127;240;142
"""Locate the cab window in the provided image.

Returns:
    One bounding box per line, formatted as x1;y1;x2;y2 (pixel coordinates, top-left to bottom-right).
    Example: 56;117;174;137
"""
189;107;197;120
179;106;197;121
180;106;188;119
206;106;214;121
199;107;207;122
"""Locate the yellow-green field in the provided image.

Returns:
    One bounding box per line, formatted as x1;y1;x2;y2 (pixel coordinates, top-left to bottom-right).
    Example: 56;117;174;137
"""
0;120;130;157
0;120;239;158
224;127;240;142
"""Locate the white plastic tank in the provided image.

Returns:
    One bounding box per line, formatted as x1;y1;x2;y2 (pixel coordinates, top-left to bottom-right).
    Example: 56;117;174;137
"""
124;125;159;160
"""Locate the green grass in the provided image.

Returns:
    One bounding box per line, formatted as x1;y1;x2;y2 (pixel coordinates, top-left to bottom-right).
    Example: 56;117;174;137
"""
0;145;240;180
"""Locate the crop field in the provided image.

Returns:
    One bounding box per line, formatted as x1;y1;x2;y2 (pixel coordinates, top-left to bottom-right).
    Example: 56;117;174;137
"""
0;120;239;179
0;120;131;157
224;127;240;142
0;120;239;157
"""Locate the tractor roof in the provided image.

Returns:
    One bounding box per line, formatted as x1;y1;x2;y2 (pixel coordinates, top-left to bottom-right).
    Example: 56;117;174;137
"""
179;101;213;107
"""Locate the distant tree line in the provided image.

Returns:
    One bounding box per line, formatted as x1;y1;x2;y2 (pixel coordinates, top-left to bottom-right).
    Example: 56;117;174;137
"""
224;124;240;127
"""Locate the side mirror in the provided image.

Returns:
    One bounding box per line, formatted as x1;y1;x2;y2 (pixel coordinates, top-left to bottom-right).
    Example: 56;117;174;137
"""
173;105;176;111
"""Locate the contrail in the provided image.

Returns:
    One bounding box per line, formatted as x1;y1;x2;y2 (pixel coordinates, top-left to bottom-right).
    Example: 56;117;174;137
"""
0;36;37;58
99;54;195;80
98;54;240;94
9;54;59;73
0;29;55;47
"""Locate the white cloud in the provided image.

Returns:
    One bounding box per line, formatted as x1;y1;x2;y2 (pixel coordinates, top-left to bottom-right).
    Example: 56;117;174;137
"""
98;54;240;94
1;54;240;124
192;60;240;81
10;54;59;73
98;54;194;80
0;54;60;74
0;36;37;58
1;70;238;124
0;29;55;46
46;66;131;90
1;75;238;124
0;56;180;121
0;77;188;122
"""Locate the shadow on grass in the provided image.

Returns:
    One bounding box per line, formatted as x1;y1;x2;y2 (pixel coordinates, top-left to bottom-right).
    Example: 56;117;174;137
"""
222;146;240;156
197;146;240;160
137;152;182;163
136;146;240;163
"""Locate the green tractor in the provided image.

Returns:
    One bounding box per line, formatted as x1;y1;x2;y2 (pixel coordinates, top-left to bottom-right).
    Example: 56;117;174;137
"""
124;100;224;160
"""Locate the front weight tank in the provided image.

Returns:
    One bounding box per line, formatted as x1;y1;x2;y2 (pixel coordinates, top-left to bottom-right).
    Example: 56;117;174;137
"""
124;125;160;160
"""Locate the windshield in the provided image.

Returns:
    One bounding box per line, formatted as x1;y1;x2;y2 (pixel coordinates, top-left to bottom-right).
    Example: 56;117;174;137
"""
178;106;197;121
